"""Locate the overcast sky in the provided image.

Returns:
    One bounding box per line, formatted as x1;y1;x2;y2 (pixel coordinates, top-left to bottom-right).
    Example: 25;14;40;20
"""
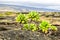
0;0;60;10
0;0;60;4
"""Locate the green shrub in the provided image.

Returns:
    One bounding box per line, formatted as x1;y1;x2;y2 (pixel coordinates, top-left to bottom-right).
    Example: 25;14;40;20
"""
0;14;4;17
15;13;28;23
39;20;57;33
23;24;29;30
23;24;37;31
29;24;37;31
39;21;50;33
28;11;40;21
5;12;13;15
50;26;57;31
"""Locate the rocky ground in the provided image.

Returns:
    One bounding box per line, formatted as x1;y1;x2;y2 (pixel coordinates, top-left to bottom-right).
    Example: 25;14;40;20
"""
0;28;60;40
0;12;60;40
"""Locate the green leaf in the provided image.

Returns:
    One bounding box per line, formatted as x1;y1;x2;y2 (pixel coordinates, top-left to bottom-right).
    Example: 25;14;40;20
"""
15;13;28;23
39;20;51;33
28;11;40;21
50;26;57;31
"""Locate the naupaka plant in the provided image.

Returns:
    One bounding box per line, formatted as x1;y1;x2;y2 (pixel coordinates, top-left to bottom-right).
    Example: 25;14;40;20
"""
5;12;13;15
23;24;29;30
39;20;57;33
29;24;37;31
39;20;51;33
28;11;40;21
15;13;28;23
23;24;37;31
50;26;57;31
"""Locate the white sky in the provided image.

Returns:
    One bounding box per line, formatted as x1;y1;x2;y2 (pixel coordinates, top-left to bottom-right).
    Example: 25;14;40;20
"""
0;0;60;10
0;0;60;4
